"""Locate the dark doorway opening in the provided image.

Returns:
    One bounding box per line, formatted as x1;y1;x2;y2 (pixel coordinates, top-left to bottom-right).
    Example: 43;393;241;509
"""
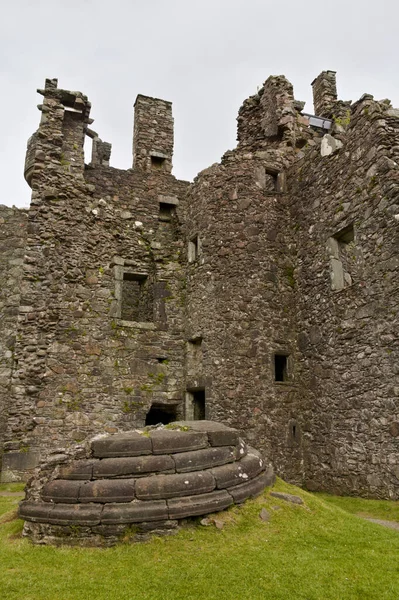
145;404;177;426
192;390;205;420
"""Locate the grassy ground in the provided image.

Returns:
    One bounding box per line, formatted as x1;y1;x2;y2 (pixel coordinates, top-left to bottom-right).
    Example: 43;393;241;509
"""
0;479;398;600
315;491;399;521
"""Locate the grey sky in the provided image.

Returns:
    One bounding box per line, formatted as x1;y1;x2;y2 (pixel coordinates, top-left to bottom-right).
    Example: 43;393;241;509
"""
2;0;399;207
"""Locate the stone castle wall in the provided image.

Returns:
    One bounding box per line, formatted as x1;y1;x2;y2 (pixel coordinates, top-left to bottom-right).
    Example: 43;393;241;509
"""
1;72;399;498
0;205;27;469
289;94;399;497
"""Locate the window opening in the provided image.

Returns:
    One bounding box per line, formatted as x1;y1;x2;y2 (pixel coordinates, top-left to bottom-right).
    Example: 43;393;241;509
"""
159;202;175;222
150;155;165;170
328;223;355;291
274;354;289;382
188;235;199;263
121;272;153;322
265;170;278;192
145;404;177;426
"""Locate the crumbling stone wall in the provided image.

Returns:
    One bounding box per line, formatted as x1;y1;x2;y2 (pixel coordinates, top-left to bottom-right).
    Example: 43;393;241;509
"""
2;71;399;499
183;76;317;485
0;206;27;469
289;93;399;498
2;80;189;481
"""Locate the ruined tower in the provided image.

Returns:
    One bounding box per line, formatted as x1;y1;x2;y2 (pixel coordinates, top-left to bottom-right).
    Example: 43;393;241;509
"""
1;71;399;500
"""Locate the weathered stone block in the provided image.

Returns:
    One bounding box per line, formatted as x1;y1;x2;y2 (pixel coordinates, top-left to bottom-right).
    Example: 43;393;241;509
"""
101;500;168;524
42;480;82;504
79;479;135;503
93;455;175;478
211;450;264;489
58;460;97;480
270;491;303;505
174;421;240;447
173;446;236;473
228;467;275;503
91;433;152;458
1;451;40;482
19;501;54;523
167;489;233;519
149;429;208;455
48;503;103;526
135;471;215;500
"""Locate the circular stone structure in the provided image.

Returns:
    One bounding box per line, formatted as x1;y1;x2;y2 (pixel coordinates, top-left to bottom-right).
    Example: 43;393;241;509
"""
19;421;274;546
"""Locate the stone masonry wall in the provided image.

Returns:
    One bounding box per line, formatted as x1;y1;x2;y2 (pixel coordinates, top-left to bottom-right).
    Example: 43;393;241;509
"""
289;95;399;498
184;153;305;484
0;206;27;469
3;72;399;499
2;81;189;481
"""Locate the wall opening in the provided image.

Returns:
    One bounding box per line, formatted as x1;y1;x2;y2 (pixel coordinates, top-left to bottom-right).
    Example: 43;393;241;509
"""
288;419;301;446
274;354;289;382
121;272;153;322
266;170;278;192
192;390;206;420
145;404;177;426
185;389;206;420
150;155;165;170
328;223;355;291
159;202;175;222
188;235;200;263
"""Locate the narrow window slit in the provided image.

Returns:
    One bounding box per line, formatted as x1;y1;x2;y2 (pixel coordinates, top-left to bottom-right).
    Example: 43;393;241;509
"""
274;354;289;382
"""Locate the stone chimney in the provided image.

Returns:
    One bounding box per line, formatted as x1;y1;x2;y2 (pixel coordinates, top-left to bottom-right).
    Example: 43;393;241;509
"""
132;95;174;173
311;71;338;117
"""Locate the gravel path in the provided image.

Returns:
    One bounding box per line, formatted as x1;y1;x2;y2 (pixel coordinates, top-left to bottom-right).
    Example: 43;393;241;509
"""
362;517;399;531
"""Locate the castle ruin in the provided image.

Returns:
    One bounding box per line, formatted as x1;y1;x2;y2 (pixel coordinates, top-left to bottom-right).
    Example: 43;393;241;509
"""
1;71;399;498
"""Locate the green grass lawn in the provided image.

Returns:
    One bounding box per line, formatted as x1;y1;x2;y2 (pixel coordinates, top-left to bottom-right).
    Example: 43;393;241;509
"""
0;479;398;600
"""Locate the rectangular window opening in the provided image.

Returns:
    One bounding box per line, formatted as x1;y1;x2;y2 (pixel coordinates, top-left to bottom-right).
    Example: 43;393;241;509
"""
159;202;175;222
151;155;165;170
335;223;354;244
265;170;279;192
121;272;153;322
328;223;355;291
188;235;199;263
274;354;289;382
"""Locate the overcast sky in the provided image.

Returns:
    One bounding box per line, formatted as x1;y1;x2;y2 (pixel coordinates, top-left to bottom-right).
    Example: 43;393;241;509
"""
2;0;399;208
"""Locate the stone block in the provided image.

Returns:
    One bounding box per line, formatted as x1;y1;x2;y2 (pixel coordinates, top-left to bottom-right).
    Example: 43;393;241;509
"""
135;471;215;500
173;446;236;473
101;500;168;524
234;440;248;459
93;455;175;478
79;479;135;503
58;460;97;480
149;429;208;455
42;480;82;504
48;503;103;526
270;491;303;505
91;433;152;458
167;489;233;519
228;467;275;503
173;421;240;447
211;450;264;489
1;451;40;482
19;501;54;523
